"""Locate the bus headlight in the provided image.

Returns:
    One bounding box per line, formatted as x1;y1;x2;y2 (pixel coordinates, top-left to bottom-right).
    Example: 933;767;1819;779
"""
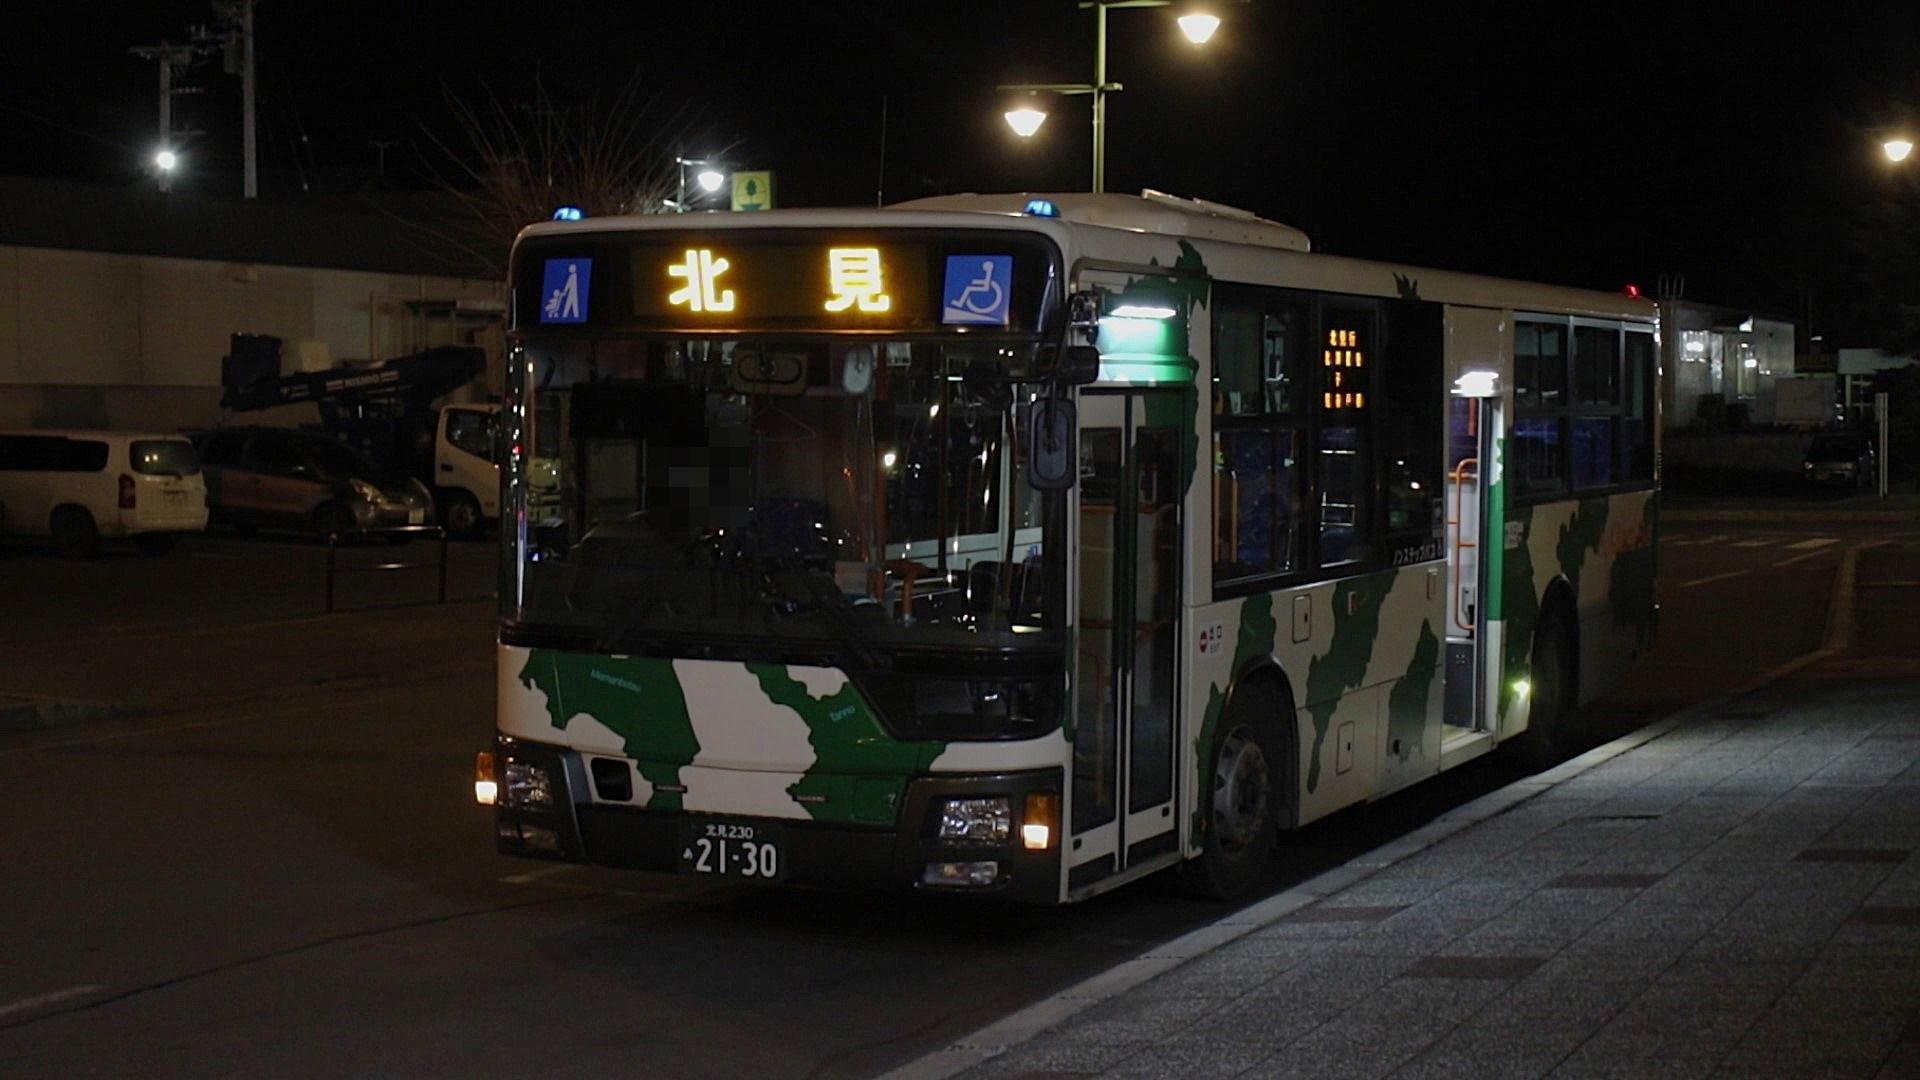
938;797;1011;843
503;760;554;811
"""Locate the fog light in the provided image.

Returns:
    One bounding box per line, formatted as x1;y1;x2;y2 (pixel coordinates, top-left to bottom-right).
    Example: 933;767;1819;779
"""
923;860;1000;887
504;761;553;811
474;751;498;805
938;797;1011;843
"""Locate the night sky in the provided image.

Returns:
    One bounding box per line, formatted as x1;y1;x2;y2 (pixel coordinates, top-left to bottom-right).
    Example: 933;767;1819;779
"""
4;2;1917;339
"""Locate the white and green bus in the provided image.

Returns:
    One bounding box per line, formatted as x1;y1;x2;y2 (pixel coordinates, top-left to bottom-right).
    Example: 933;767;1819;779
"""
479;191;1660;903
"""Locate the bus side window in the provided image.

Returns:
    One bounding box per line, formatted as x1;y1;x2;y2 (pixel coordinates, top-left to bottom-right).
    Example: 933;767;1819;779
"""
1212;288;1309;593
1318;305;1376;568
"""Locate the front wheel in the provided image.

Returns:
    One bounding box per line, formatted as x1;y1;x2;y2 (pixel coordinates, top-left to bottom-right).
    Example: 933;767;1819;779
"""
437;490;482;540
1182;682;1290;900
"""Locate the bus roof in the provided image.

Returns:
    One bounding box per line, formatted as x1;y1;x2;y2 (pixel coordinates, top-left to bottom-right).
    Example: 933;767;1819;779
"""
513;192;1657;323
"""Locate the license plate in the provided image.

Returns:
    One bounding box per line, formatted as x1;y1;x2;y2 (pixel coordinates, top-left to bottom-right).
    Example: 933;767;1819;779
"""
408;509;426;524
678;817;785;881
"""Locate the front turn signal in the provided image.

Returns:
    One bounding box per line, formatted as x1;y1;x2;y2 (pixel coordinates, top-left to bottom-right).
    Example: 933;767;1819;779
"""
474;751;498;805
1022;792;1059;851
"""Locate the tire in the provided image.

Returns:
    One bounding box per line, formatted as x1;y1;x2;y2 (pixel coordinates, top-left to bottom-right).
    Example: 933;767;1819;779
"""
437;490;482;540
313;503;357;542
1513;610;1575;769
135;533;180;556
51;506;100;559
1182;679;1290;900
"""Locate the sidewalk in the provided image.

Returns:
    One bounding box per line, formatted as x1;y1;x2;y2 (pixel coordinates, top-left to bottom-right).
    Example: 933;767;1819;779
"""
901;675;1920;1080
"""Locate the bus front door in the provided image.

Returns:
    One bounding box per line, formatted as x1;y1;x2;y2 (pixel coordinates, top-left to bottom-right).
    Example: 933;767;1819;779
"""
1071;391;1184;890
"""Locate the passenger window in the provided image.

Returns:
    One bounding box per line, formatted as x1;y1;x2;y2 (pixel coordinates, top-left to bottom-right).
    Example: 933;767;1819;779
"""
1511;416;1567;498
247;438;306;475
1213;427;1303;581
1574;326;1620;407
1622;332;1656;483
1515;323;1566;411
447;411;494;459
1213;297;1306;417
1318;307;1375;568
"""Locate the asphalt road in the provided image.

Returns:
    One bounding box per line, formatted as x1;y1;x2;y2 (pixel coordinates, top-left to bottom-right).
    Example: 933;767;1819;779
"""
0;519;1908;1077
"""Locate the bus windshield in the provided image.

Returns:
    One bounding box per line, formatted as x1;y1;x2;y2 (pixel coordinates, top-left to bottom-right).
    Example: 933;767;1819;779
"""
502;335;1064;663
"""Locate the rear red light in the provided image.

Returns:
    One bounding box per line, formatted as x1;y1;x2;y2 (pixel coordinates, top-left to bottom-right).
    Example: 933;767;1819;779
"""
118;473;136;509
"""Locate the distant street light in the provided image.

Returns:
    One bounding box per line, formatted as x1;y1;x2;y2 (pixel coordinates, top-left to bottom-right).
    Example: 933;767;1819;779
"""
1886;138;1915;164
154;149;178;172
673;156;729;212
997;0;1244;193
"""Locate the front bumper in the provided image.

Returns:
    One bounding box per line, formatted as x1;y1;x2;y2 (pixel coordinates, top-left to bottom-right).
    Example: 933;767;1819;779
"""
490;736;1063;903
353;498;433;531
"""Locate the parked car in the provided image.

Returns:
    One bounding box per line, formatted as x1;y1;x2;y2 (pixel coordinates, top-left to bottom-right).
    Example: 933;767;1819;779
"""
0;430;208;556
1803;431;1877;489
191;426;435;539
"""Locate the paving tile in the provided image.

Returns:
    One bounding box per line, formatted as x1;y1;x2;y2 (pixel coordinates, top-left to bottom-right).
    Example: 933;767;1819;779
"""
1093;1037;1270;1080
1796;847;1912;864
1388;1028;1580;1080
1403;955;1543;980
1286;904;1408;923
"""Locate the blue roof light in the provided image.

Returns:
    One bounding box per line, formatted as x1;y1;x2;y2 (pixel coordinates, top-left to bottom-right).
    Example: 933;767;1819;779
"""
1023;198;1059;218
551;205;585;222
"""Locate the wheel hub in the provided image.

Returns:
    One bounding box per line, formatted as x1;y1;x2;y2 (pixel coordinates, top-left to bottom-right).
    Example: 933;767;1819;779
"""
1212;727;1270;851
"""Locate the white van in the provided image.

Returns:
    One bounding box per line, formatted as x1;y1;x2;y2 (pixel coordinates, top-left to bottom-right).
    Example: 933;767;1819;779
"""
0;431;209;556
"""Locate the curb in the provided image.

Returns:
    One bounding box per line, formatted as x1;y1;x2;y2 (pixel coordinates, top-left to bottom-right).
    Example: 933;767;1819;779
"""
882;551;1862;1080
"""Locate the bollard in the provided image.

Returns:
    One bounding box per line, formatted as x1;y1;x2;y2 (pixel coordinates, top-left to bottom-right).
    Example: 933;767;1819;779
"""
325;531;338;613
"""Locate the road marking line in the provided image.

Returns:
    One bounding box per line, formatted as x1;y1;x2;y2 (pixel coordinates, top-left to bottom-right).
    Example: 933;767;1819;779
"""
0;985;105;1020
1774;549;1836;568
1784;537;1838;551
1666;534;1727;547
1732;539;1775;548
1678;570;1748;589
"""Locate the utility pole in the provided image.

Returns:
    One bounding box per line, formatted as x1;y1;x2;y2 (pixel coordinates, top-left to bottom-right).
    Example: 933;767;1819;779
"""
128;41;206;192
201;0;257;198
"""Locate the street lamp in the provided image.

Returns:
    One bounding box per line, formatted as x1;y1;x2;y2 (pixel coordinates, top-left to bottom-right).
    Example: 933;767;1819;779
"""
153;148;179;193
672;156;729;213
999;0;1240;193
1886;138;1915;164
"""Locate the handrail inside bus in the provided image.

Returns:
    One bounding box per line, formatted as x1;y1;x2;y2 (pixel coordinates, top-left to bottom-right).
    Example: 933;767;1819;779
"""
1448;457;1479;634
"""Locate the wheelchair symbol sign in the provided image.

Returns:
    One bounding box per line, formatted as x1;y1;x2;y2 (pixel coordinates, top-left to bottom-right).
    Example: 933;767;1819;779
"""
941;255;1013;326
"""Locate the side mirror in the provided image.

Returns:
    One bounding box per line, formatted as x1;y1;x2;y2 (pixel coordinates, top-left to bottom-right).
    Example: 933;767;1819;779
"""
1057;345;1101;387
1027;397;1077;490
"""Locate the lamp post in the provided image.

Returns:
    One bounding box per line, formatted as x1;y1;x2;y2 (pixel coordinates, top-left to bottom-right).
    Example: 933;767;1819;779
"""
999;1;1235;193
673;156;728;213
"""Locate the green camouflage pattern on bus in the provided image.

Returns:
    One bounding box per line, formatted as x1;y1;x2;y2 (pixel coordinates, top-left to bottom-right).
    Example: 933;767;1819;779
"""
501;646;950;825
1498;489;1659;725
1189;563;1444;843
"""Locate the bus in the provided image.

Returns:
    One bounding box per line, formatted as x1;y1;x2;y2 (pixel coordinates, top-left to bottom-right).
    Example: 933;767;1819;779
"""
477;190;1660;904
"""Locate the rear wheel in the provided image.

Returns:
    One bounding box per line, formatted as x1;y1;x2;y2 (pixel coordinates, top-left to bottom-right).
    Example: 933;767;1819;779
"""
1182;680;1290;900
51;506;99;559
1513;611;1575;769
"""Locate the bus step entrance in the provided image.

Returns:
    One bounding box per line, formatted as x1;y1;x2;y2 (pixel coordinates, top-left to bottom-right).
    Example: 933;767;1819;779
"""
1443;641;1476;729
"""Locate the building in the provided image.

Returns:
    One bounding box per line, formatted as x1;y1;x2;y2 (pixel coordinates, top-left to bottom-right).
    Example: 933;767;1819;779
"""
0;175;502;433
1658;299;1797;429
